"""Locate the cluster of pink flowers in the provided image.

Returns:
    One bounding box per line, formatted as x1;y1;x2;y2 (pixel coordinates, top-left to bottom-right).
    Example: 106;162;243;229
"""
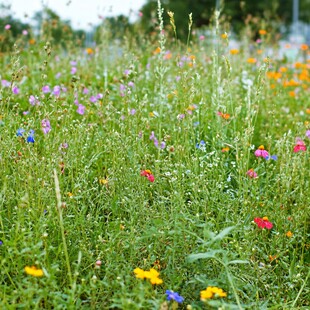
293;138;307;153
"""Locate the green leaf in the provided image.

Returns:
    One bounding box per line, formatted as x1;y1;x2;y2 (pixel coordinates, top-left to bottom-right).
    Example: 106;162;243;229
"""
187;250;223;262
211;226;236;243
227;260;250;265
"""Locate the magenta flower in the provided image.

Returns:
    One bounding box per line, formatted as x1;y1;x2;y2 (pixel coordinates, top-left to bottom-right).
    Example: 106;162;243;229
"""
42;85;50;93
76;104;85;115
41;119;51;134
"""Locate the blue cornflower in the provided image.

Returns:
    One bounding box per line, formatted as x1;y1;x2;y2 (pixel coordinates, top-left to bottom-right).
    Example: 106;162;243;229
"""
165;290;184;303
16;128;25;137
27;130;35;143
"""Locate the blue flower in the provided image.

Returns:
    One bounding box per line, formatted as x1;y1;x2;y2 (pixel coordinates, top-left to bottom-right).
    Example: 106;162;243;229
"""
265;155;278;161
196;140;206;149
165;290;184;303
26;130;35;143
16;128;25;137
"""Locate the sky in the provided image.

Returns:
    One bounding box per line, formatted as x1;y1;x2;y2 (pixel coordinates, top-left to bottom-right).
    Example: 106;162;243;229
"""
2;0;147;30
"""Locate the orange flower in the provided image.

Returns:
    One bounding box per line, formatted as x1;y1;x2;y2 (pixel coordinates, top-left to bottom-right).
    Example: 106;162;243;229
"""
29;38;36;45
221;147;230;152
86;48;94;55
217;111;230;120
230;49;239;55
286;231;293;238
300;44;308;51
153;47;161;54
259;29;267;35
247;58;257;64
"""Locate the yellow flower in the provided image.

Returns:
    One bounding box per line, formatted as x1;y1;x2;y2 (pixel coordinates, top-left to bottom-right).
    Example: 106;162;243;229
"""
221;33;228;39
149;112;155;117
258;145;265;150
286;231;293;238
24;266;44;277
99;178;108;185
144;268;163;285
67;192;73;197
200;286;227;300
134;268;146;279
262;216;269;221
200;288;213;300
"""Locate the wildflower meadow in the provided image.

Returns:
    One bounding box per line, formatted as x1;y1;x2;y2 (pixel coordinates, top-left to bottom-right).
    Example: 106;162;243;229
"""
0;1;309;309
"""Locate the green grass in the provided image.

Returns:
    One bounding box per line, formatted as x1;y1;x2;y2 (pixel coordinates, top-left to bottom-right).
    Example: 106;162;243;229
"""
0;9;309;310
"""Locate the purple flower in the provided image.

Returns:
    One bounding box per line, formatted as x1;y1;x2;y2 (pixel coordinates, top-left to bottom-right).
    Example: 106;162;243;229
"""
89;96;97;103
176;76;181;82
150;131;156;141
153;138;159;148
23;111;29;115
124;69;131;76
12;86;19;94
71;67;77;74
83;88;89;94
130;109;136;115
55;72;61;79
41;119;51;134
96;93;103;99
42;85;50;93
70;60;77;66
306;130;310;139
53;85;61;96
177;114;185;120
61;87;67;92
128;81;135;88
160;141;166;149
76;104;85;115
165;290;184;303
1;80;10;87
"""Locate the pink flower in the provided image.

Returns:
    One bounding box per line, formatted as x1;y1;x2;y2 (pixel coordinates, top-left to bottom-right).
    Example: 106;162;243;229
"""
247;169;258;178
22;30;28;35
76;104;85;115
254;145;269;158
140;170;155;182
293;138;307;153
5;24;11;30
254;217;273;230
306;130;310;139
